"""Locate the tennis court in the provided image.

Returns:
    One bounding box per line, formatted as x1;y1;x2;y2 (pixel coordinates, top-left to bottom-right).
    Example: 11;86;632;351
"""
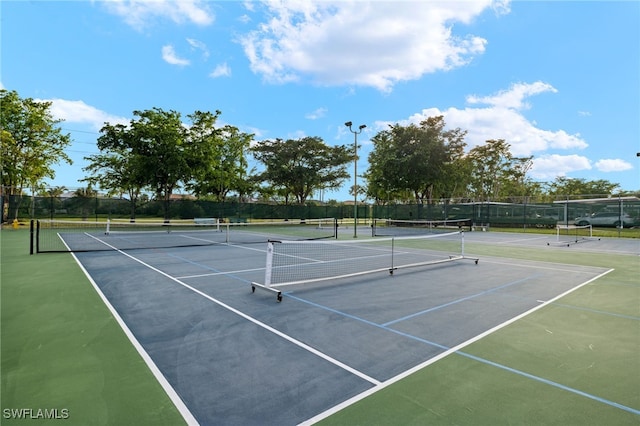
39;220;633;425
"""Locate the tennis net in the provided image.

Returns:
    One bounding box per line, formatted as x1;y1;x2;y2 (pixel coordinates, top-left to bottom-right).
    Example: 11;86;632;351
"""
32;218;337;253
372;218;471;236
251;231;478;301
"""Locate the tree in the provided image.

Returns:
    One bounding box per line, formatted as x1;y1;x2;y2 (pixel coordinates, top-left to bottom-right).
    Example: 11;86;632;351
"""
93;108;193;220
465;139;535;201
0;89;72;221
184;111;254;202
131;108;190;220
82;149;147;220
546;177;620;198
90;108;253;219
37;186;67;219
251;137;352;205
365;116;464;204
70;185;97;220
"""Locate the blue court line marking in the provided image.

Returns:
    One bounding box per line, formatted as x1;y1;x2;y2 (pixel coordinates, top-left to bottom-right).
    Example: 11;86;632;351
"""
550;302;640;321
286;292;640;416
133;247;639;416
457;351;640;416
383;274;540;327
285;293;447;350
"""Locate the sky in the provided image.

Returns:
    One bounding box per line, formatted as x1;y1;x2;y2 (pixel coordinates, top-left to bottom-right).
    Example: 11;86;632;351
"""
2;0;639;201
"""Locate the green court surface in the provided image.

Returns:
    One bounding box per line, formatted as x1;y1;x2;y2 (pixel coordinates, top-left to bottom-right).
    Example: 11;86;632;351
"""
316;241;640;425
1;228;185;426
2;227;639;425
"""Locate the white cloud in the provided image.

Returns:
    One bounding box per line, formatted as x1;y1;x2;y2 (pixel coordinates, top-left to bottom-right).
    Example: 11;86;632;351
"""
162;45;190;66
187;38;209;60
209;63;231;78
466;81;557;110
530;154;592;180
305;107;327;120
595;158;633;172
239;1;506;92
389;82;588;157
102;0;214;30
39;99;129;130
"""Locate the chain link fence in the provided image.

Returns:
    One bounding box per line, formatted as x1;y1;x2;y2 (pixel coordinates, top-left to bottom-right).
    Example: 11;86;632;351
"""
2;189;639;231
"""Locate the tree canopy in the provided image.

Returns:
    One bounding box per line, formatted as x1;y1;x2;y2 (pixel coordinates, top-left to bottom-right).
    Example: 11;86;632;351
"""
184;111;253;202
366;116;468;204
4;87;633;223
364;116;568;204
1;89;72;220
251;137;352;204
545;177;620;197
85;108;254;219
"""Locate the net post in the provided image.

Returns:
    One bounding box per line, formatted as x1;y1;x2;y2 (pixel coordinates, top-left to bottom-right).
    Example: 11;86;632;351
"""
36;220;41;253
264;241;274;286
250;241;282;302
391;237;395;271
29;219;34;255
461;230;465;257
106;219;111;235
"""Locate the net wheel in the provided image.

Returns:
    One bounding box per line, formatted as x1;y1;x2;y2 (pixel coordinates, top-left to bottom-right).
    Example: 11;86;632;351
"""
277;293;282;302
475;259;478;265
251;285;255;293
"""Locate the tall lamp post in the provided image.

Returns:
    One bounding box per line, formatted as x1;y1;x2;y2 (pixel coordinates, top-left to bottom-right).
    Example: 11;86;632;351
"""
345;121;366;237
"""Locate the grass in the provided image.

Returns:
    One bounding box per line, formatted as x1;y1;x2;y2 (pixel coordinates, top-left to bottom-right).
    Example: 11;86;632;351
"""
1;225;638;425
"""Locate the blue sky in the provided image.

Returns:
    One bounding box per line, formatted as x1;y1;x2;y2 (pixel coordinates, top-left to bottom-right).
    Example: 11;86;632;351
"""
2;0;639;201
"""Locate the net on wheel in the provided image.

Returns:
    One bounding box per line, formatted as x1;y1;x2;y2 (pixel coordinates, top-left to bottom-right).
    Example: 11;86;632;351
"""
32;218;337;253
251;231;478;301
549;224;598;247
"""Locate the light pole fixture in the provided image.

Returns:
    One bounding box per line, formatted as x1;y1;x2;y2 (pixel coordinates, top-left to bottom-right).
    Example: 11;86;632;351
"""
345;121;366;237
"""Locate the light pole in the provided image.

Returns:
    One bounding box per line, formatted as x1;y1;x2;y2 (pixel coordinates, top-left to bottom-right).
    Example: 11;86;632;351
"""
345;121;366;237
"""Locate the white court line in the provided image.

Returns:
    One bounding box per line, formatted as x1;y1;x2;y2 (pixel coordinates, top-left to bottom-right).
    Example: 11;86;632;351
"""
477;256;610;275
82;235;381;391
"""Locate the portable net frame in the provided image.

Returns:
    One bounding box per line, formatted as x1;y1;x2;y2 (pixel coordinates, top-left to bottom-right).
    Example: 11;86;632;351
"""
251;230;479;302
372;218;472;237
31;218;337;253
548;224;599;247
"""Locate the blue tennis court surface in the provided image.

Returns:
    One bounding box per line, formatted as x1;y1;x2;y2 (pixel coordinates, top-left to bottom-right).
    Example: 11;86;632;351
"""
71;232;615;425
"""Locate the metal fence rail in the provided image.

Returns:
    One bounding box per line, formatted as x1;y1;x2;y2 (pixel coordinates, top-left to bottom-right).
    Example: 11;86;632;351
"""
3;191;639;230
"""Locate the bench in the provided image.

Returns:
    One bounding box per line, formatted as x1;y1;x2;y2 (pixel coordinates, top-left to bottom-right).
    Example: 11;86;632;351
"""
194;218;218;225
